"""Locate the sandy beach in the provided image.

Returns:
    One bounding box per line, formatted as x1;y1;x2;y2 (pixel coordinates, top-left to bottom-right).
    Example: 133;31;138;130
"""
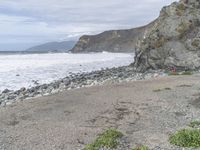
1;75;200;150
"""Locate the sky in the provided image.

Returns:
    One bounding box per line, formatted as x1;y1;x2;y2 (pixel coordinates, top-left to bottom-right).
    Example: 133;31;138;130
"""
0;0;177;51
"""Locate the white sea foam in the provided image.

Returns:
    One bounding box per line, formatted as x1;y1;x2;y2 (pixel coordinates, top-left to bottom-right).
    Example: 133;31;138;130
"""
0;52;134;91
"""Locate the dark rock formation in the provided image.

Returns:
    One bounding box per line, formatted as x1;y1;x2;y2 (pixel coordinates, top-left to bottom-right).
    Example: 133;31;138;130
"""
71;22;155;53
133;0;200;72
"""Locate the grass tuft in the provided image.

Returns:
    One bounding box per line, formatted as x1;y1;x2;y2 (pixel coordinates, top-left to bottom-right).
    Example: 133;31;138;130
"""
153;89;162;92
153;87;171;92
181;71;193;75
165;87;172;90
132;145;149;150
189;120;200;128
84;129;123;150
169;129;200;148
168;71;193;76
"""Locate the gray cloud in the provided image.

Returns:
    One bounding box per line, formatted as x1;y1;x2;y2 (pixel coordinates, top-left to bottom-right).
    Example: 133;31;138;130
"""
0;0;177;50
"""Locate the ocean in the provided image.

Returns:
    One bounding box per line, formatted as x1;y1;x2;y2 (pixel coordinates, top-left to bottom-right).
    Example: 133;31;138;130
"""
0;52;134;92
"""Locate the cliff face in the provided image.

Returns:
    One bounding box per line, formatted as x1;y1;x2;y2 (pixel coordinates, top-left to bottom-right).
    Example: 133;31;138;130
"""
133;0;200;72
71;22;155;53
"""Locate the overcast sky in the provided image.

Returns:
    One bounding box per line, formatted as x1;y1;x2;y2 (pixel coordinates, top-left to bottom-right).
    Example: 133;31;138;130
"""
0;0;176;51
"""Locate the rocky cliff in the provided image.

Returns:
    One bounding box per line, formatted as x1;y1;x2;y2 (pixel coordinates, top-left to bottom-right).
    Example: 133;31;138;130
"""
133;0;200;72
71;22;155;53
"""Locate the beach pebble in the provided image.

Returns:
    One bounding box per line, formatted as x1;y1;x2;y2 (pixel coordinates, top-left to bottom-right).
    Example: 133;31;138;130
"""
0;66;166;107
2;89;11;94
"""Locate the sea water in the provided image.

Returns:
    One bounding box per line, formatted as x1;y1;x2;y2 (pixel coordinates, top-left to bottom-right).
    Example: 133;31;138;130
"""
0;52;134;91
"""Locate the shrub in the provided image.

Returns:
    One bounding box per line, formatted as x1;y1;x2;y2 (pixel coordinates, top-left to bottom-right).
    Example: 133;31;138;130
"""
154;36;166;48
192;39;200;47
165;87;172;90
168;71;193;76
189;120;200;128
176;21;192;36
85;129;123;150
153;88;171;92
176;3;186;16
153;89;162;92
170;129;200;148
181;71;193;75
133;145;149;150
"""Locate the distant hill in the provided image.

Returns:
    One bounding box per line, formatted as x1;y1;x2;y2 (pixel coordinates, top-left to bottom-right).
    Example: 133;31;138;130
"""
26;41;77;52
71;21;156;53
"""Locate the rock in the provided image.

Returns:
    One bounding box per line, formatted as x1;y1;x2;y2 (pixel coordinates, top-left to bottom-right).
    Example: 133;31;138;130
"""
20;87;26;92
0;66;164;107
2;89;11;94
1;102;6;107
32;80;39;85
71;21;156;53
133;0;200;72
40;84;48;90
7;95;16;100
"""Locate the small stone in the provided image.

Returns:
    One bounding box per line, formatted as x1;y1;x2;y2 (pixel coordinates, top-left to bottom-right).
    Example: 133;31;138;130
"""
20;87;26;91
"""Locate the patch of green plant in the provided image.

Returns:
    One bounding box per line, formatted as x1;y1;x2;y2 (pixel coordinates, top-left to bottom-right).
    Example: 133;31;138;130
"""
168;71;193;76
153;89;162;92
132;145;149;150
153;87;171;92
176;3;186;16
165;87;171;90
169;129;200;148
192;39;200;47
189;120;200;128
84;129;123;150
154;36;166;48
176;21;191;35
181;71;193;75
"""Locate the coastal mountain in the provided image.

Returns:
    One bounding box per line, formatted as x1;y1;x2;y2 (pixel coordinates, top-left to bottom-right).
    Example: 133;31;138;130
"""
26;41;76;52
133;0;200;72
71;22;155;53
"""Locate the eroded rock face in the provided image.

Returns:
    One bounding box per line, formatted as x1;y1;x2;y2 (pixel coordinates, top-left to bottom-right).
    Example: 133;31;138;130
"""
71;22;155;53
133;0;200;72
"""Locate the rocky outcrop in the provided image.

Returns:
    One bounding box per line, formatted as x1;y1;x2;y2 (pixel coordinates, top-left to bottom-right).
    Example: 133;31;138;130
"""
133;0;200;72
71;22;155;53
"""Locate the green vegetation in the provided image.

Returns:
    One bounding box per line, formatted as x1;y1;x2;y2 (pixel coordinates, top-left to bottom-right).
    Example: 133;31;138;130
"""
189;120;200;128
132;145;149;150
181;71;193;75
168;71;193;76
154;36;166;48
165;87;172;90
176;3;186;16
153;89;162;92
176;22;191;35
192;39;200;47
153;87;171;92
169;129;200;148
84;129;123;150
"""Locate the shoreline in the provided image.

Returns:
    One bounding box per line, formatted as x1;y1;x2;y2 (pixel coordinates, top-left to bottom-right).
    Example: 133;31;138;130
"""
0;66;165;107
